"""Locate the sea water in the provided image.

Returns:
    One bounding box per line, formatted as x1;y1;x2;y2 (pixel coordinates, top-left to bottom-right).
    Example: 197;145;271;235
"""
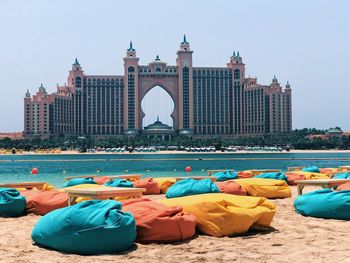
0;152;349;187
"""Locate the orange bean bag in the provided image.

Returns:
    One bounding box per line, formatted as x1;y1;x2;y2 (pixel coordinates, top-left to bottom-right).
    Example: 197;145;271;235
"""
237;171;254;178
121;198;196;243
94;177;112;185
20;190;69;215
133;178;161;195
215;181;247;195
337;182;350;191
285;172;306;186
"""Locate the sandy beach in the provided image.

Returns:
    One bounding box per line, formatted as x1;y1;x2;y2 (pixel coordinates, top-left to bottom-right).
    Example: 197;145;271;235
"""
1;186;350;263
1;149;350;155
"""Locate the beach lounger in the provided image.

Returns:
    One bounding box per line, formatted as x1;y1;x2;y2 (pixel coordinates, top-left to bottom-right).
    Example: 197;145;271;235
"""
62;186;145;205
295;179;350;195
0;182;47;190
339;166;350;171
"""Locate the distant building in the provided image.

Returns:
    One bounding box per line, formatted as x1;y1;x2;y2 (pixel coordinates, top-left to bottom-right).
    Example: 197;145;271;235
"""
0;132;24;140
24;36;292;138
308;128;350;140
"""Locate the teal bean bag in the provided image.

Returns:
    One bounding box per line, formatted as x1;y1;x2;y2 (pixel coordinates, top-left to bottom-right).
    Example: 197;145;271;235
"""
301;166;320;173
0;188;26;217
62;177;97;188
255;172;289;183
166;178;220;199
333;172;350;179
32;200;136;255
214;170;238;181
294;189;350;220
104;179;134;188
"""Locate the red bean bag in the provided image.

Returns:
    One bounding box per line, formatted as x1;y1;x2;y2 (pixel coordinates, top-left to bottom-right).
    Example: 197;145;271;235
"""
285;172;306;186
20;190;69;215
121;198;196;243
215;181;247;195
133;178;160;195
337;182;350;191
94;176;111;185
237;171;254;178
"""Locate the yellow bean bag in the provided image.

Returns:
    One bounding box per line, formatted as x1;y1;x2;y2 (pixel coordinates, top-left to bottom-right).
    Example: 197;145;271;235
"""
158;193;276;237
42;183;55;191
153;177;177;194
288;171;330;180
235;178;291;199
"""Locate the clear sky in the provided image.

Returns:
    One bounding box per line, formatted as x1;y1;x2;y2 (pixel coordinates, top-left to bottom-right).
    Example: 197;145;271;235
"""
1;0;349;132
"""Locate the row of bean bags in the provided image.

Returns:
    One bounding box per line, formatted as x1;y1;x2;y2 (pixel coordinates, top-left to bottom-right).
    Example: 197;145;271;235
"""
20;190;69;215
214;170;238;181
0;188;26;217
166;178;220;198
159;193;276;237
235;178;291;199
121;198;196;243
294;189;350;220
32;200;136;255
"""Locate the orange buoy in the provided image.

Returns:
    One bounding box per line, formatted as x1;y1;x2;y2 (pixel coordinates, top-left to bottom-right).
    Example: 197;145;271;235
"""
32;167;39;175
185;166;192;173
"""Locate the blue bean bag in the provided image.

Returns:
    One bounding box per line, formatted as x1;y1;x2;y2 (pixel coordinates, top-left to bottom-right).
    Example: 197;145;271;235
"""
62;177;97;188
32;200;136;255
255;172;289;183
166;178;220;199
333;172;350;179
0;188;26;217
215;170;238;181
301;166;320;173
104;179;134;188
294;189;350;220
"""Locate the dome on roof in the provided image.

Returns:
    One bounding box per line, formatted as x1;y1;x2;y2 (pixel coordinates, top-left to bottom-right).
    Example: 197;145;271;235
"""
326;128;343;135
144;118;172;130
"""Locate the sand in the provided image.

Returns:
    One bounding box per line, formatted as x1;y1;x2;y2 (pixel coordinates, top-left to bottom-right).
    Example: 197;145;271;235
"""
1;187;350;263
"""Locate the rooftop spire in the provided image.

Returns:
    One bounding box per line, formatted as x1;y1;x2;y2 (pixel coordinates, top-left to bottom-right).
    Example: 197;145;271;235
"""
181;34;189;44
128;41;135;51
74;58;80;65
155;55;160;61
157;115;159;122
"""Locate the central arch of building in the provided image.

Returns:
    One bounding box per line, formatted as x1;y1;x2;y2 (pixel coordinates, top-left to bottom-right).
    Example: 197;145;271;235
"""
138;77;179;130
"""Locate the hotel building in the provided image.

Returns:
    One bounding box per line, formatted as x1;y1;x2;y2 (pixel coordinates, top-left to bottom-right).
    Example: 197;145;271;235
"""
24;36;292;138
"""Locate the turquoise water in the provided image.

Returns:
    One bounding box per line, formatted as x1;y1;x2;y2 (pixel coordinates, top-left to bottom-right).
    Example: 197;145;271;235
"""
0;153;349;187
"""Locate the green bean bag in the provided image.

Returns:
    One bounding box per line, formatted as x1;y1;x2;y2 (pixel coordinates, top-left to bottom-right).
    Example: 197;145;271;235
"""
104;179;134;188
214;170;238;181
62;177;97;188
0;188;26;217
166;178;220;199
255;172;288;183
294;189;350;220
301;166;320;173
32;200;136;255
333;172;350;179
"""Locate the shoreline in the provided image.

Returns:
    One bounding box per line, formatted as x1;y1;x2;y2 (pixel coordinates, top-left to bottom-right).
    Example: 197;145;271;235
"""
1;149;350;155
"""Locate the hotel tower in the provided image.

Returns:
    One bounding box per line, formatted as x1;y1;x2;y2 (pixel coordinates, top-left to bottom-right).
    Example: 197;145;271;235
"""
24;36;292;138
